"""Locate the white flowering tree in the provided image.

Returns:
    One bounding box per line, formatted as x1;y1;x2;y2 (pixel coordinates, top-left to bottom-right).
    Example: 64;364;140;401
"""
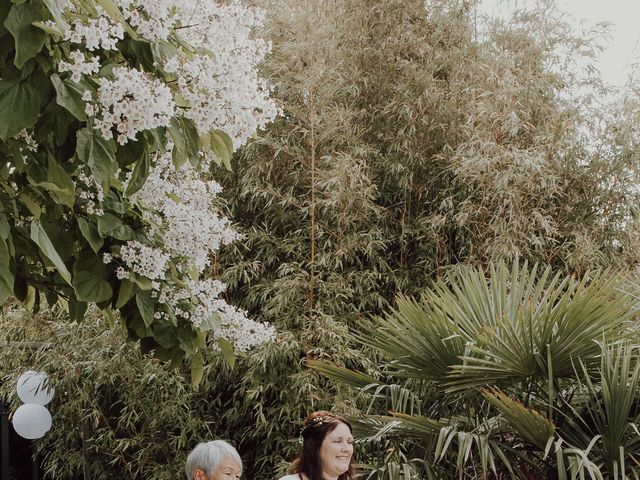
0;0;277;373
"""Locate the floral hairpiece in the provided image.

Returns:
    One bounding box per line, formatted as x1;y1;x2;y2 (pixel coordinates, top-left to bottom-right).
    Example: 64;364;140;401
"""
299;416;327;443
310;416;325;426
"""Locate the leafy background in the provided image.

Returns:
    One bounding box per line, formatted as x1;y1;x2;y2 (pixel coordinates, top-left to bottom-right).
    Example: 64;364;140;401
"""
2;0;640;479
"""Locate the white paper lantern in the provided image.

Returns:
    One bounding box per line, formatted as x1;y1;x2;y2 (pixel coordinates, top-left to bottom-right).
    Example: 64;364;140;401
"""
12;404;52;440
16;371;54;406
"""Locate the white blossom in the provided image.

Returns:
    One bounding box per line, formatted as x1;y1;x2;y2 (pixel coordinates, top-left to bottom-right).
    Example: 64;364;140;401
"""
111;0;278;147
119;147;275;347
58;50;100;83
210;303;277;352
14;129;38;152
116;266;129;280
64;11;124;51
92;67;175;144
50;0;278;351
74;171;104;216
114;0;178;41
127;149;238;271
118;241;170;280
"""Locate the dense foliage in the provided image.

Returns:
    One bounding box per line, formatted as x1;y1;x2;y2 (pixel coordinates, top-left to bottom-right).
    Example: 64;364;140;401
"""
0;0;277;368
1;303;220;480
212;0;640;477
313;263;640;479
1;0;639;479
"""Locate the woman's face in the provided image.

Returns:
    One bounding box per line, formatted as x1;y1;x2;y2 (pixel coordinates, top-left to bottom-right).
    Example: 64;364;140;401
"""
195;456;241;480
319;422;353;479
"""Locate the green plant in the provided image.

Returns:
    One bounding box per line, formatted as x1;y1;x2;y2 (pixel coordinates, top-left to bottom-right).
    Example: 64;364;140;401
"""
0;0;277;365
311;262;640;479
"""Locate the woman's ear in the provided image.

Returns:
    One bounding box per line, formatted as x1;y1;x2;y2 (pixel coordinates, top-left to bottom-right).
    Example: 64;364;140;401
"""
193;468;209;480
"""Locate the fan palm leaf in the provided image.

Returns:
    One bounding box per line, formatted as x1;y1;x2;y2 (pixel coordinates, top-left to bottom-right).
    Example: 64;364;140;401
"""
350;262;637;391
559;342;640;478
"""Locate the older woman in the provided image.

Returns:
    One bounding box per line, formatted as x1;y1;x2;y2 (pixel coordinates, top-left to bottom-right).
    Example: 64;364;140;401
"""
185;440;242;480
278;411;355;480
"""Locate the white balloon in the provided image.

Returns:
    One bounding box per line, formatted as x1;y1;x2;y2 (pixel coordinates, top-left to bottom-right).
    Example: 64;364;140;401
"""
12;404;52;440
16;371;54;406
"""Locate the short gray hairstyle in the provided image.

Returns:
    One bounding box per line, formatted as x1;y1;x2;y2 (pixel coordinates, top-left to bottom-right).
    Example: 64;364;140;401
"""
185;440;243;480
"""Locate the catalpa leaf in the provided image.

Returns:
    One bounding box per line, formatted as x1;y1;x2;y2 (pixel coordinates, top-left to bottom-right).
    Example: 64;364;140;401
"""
30;220;72;285
4;3;46;68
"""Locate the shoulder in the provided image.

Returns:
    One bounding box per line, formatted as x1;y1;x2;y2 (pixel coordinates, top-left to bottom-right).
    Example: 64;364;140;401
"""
278;475;302;480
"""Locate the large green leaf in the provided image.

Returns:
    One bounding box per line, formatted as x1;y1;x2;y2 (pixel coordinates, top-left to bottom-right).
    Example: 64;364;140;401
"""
72;254;112;303
190;352;204;388
115;278;135;308
0;69;42;140
97;213;133;240
0;2;11;37
38;154;75;207
50;73;88;121
4;3;45;68
217;337;236;368
19;190;42;218
0;237;14;305
168;117;199;168
72;270;112;302
210;129;234;170
30;220;71;284
136;291;155;327
76;127;117;192
0;213;9;240
124;144;149;196
77;217;104;253
67;296;87;322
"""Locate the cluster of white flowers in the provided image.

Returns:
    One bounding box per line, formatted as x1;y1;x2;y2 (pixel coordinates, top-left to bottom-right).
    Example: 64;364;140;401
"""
119;148;275;348
15;129;38;152
169;2;278;146
211;304;277;352
54;0;276;147
118;241;170;280
64;11;124;51
75;171;104;216
90;67;175;144
58;50;100;83
152;277;275;351
109;0;278;146
49;0;278;351
128;150;238;271
114;0;178;41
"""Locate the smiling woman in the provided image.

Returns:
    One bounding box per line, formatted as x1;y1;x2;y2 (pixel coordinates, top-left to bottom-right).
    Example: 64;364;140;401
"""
185;440;242;480
278;411;355;480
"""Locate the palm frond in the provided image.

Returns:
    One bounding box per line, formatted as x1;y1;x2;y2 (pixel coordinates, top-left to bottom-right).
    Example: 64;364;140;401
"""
560;342;640;478
483;388;555;450
308;360;421;414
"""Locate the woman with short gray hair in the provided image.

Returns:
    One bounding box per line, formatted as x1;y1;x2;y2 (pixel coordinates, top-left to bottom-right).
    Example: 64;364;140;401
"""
185;440;242;480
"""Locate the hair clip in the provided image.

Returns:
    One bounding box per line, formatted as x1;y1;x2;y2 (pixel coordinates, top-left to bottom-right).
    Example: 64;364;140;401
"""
300;416;326;437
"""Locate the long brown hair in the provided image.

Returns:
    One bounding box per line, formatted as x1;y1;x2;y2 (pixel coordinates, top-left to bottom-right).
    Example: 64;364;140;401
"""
290;411;355;480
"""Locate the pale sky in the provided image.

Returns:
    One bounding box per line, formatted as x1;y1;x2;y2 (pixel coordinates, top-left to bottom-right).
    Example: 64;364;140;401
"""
479;0;640;86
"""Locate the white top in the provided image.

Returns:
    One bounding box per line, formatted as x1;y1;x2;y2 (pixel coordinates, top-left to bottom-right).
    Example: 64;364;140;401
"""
278;475;302;480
